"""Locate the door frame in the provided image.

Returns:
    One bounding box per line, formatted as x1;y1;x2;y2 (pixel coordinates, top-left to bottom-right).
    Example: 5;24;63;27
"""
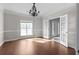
49;14;68;47
60;14;68;47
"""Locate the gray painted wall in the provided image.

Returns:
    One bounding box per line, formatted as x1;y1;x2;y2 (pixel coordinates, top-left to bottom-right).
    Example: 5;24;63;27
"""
43;5;77;50
0;4;4;46
76;4;79;54
4;10;43;41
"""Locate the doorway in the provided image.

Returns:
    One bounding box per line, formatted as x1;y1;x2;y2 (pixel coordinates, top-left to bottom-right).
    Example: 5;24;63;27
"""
49;18;60;42
49;14;68;47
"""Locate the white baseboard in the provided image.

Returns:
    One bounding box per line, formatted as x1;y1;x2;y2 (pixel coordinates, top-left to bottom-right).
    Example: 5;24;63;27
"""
0;41;4;47
0;38;24;47
4;38;19;42
4;37;33;42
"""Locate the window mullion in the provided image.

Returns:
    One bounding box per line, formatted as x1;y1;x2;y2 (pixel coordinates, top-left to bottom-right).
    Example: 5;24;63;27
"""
26;24;27;35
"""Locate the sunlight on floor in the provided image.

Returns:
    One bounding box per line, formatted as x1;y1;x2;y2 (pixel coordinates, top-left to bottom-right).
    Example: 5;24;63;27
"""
31;38;51;43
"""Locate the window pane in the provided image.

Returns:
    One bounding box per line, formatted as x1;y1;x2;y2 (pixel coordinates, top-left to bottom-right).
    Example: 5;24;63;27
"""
27;29;32;35
20;22;33;36
21;29;26;36
26;23;32;29
20;23;26;29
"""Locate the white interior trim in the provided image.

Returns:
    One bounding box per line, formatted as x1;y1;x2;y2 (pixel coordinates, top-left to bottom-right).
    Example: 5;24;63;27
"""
0;41;4;47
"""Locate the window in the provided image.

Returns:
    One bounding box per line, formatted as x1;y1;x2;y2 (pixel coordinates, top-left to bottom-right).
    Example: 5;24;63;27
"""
20;22;32;36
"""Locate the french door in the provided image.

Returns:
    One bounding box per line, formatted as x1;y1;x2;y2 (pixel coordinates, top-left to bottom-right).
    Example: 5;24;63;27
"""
60;14;68;47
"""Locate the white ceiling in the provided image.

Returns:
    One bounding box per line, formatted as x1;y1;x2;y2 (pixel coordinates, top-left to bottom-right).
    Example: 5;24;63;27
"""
2;3;75;16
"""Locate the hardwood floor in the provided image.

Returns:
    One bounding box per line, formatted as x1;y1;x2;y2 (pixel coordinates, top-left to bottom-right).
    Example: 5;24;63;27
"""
0;38;75;55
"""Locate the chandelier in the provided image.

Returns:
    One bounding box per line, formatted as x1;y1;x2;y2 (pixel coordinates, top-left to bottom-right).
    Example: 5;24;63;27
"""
29;3;40;16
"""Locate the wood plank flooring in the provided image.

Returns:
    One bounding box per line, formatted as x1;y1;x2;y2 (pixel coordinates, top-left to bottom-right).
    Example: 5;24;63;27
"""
0;38;75;55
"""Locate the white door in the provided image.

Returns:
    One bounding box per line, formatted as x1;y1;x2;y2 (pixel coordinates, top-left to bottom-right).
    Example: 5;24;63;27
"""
60;14;68;47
